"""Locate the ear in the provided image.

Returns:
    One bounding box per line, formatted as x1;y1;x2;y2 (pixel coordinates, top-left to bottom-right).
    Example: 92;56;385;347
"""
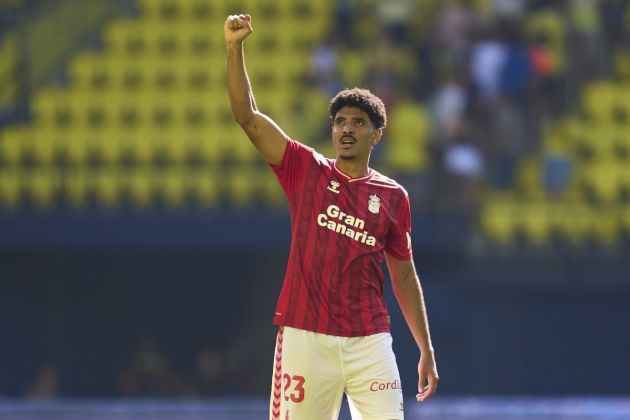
372;127;383;147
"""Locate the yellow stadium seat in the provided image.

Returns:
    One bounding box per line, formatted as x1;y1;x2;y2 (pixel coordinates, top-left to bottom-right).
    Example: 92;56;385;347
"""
582;81;629;124
104;19;152;57
124;128;158;164
620;205;630;238
25;169;59;209
591;205;620;246
580;162;621;201
63;168;91;208
65;128;98;164
518;201;551;245
31;128;63;164
156;168;187;208
31;88;72;128
0;125;29;164
127;168;155;208
188;168;220;208
226;167;261;207
479;197;519;245
69;53;110;91
224;125;258;163
197;129;225;163
382;101;430;173
259;169;285;207
0;169;21;208
94;168;122;208
553;201;591;245
96;128;128;164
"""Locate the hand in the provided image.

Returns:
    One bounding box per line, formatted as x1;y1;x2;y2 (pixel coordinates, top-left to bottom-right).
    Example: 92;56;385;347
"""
416;352;439;402
224;14;253;44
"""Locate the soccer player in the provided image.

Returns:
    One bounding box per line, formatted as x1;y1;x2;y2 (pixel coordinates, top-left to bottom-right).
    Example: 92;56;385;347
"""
225;14;438;420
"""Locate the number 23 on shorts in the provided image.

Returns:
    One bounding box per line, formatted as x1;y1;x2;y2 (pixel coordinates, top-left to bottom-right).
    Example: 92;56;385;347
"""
283;374;305;403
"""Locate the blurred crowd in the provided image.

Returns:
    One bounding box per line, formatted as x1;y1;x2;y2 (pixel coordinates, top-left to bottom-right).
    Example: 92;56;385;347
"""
309;0;629;215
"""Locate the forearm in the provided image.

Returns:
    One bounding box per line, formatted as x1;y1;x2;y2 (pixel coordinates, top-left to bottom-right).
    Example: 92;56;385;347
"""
392;269;434;355
226;41;257;125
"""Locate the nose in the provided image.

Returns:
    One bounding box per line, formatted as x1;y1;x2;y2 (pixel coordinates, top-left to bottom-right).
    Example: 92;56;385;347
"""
342;122;354;134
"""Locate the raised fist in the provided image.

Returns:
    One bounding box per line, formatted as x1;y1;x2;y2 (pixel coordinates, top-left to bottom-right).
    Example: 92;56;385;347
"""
224;14;253;43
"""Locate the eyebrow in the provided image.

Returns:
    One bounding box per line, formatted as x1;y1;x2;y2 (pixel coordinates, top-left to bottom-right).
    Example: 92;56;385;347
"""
335;116;366;122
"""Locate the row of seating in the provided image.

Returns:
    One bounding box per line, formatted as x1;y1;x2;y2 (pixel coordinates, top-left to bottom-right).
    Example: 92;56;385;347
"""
69;52;309;92
551;118;630;159
0;125;262;164
0;166;284;209
136;0;331;23
581;81;630;124
30;89;303;131
480;198;630;246
103;18;328;57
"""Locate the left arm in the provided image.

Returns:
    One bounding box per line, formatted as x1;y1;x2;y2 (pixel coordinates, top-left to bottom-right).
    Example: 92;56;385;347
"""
385;253;439;402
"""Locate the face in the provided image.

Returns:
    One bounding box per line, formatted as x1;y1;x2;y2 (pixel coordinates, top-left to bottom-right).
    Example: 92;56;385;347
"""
332;106;382;162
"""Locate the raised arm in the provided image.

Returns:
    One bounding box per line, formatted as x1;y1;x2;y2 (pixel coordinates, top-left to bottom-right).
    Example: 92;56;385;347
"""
385;253;439;402
224;14;288;166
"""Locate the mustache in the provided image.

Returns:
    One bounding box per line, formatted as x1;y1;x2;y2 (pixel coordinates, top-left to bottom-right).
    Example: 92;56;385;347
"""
340;135;356;141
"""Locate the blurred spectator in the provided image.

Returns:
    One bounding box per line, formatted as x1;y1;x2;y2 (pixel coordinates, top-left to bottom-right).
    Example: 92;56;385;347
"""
191;347;224;396
24;362;58;399
432;0;480;72
431;74;468;143
490;0;526;21
567;0;606;83
499;25;533;107
118;335;172;396
484;96;530;189
311;36;342;96
543;153;573;196
470;26;508;105
374;0;415;43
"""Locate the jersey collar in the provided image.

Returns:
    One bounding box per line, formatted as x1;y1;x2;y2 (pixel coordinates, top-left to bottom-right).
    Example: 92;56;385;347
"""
333;161;374;183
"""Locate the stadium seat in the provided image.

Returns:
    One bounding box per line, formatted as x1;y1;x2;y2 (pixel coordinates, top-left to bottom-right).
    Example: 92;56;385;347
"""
31;128;63;165
382;101;430;173
518;201;551;245
0;168;21;208
225;167;262;207
127;167;155;208
63;168;91;208
554;202;591;245
591;205;620;246
188;168;220;208
0;125;28;164
196;129;225;164
31;88;72;127
93;168;122;208
69;52;110;92
580;162;621;202
25;168;59;209
156;167;187;208
479;197;519;245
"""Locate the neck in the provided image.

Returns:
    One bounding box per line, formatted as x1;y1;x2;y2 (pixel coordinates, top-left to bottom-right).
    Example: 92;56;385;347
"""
335;158;370;179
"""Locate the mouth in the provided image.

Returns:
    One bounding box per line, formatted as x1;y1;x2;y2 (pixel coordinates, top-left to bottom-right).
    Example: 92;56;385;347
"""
340;135;356;146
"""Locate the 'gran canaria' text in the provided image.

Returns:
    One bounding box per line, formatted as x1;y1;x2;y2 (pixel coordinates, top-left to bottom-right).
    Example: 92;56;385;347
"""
317;205;376;246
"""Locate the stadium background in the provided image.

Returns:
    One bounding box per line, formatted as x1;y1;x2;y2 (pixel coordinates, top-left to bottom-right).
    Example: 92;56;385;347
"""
1;0;630;418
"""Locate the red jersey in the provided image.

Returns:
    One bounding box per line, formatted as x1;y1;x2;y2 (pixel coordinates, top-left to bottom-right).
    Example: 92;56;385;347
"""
270;139;413;337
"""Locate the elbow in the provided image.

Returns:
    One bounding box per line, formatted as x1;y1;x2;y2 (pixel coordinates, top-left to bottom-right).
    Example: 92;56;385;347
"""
233;110;255;127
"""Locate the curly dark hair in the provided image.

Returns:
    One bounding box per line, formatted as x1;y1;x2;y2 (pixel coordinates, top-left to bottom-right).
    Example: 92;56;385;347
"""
329;88;387;129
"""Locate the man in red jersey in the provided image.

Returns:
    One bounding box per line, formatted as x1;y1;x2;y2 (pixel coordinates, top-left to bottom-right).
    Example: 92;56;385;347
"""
225;14;438;420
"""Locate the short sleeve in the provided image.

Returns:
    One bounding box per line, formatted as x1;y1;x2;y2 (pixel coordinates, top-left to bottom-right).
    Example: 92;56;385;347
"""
270;139;315;198
384;191;413;260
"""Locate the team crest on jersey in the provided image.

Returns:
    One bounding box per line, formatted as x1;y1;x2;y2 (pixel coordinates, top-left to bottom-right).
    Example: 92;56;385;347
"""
327;180;340;194
368;194;381;214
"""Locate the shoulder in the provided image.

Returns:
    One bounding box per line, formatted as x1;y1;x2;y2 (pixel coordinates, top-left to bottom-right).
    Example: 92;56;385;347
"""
368;169;409;198
286;139;333;168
